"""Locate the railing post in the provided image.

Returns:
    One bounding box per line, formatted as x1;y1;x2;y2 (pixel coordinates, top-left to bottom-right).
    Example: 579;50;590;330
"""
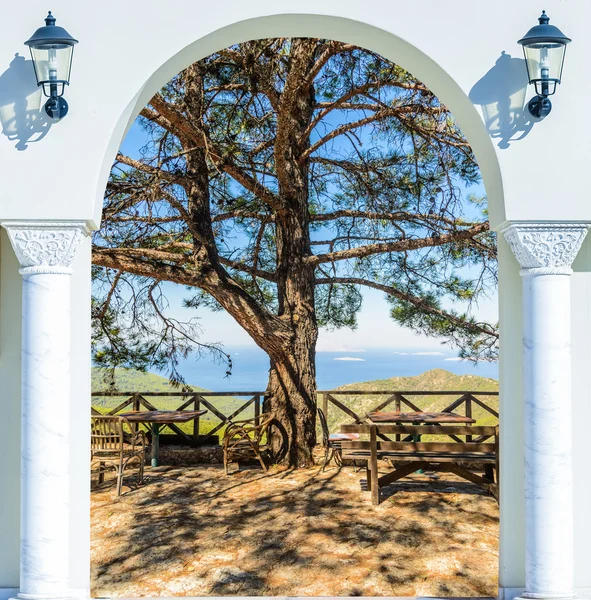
131;392;140;434
254;394;260;426
262;394;272;448
193;395;200;444
322;393;328;422
465;394;473;442
395;393;402;441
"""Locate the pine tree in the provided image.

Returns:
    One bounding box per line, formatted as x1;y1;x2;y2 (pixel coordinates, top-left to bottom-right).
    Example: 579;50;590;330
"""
93;39;497;466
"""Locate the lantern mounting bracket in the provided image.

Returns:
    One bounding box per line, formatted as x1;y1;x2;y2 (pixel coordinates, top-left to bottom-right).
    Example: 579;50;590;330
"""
45;95;68;119
527;95;552;119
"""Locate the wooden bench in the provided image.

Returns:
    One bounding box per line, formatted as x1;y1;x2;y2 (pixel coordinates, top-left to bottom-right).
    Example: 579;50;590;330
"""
340;424;499;505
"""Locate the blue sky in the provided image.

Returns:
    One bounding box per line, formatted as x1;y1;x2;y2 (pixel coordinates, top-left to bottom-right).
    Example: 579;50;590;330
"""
160;281;498;353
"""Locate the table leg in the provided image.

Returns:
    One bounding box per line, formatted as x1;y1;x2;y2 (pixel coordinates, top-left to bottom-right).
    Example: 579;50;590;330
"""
151;423;160;468
413;423;423;474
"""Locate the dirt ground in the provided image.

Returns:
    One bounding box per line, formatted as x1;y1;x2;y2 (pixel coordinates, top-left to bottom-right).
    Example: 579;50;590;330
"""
91;462;498;597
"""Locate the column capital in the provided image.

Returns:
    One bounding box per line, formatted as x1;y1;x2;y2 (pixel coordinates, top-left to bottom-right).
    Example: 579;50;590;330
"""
1;221;90;275
500;222;590;275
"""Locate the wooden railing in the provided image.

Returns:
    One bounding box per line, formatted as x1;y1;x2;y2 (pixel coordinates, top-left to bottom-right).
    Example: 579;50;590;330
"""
91;391;264;446
91;389;499;446
320;390;499;443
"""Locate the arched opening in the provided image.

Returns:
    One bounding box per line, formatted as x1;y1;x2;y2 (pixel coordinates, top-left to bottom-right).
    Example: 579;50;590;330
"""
93;15;505;227
89;19;504;597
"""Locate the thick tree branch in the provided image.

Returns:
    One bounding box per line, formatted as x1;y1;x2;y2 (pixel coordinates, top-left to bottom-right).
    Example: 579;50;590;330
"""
310;208;478;228
212;210;269;222
304;42;358;87
94;246;191;266
302;105;467;162
93;248;197;284
94;270;122;321
301;111;387;161
115;153;190;186
305;96;445;142
144;240;276;281
93;248;290;354
306;223;490;266
218;256;277;281
106;215;184;224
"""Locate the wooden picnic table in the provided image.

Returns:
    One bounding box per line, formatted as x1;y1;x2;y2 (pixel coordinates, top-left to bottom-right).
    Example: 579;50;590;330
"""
119;410;207;467
367;411;476;424
366;412;477;472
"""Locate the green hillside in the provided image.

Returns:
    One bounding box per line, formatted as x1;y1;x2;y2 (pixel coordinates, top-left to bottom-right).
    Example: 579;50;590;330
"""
323;368;499;433
91;367;210;395
91;367;498;439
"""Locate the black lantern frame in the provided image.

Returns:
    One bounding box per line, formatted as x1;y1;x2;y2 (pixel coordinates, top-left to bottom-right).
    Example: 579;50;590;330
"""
24;12;78;120
518;10;571;119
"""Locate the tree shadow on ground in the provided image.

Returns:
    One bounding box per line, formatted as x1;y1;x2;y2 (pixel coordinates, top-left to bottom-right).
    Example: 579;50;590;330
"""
91;462;498;597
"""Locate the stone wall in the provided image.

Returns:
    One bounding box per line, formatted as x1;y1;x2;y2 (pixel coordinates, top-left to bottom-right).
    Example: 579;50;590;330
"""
159;445;224;466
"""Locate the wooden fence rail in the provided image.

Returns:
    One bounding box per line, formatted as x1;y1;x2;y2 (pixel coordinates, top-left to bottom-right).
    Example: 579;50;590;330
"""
320;390;499;443
91;389;499;446
91;391;263;445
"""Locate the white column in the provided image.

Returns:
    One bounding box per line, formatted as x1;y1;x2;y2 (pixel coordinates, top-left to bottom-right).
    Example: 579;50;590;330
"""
502;222;589;600
2;221;89;600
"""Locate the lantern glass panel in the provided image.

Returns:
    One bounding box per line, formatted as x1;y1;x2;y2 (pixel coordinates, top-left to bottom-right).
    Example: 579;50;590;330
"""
29;44;73;94
523;42;566;96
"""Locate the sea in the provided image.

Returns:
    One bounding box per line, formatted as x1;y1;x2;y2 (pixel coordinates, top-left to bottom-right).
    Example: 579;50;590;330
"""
172;346;498;392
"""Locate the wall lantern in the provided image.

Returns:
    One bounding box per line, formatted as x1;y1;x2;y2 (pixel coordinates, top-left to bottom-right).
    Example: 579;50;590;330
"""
518;10;571;119
24;12;78;120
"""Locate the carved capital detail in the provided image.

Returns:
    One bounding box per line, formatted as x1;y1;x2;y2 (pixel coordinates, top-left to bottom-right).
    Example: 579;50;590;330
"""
501;222;590;273
2;221;90;275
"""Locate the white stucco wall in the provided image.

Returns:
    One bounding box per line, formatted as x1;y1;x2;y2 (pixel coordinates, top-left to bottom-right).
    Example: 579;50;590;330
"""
5;0;591;230
497;238;525;596
0;0;590;596
0;230;22;597
571;237;591;597
69;235;92;598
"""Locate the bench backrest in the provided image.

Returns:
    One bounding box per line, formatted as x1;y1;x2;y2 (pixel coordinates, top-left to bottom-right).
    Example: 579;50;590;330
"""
91;416;127;454
340;424;499;455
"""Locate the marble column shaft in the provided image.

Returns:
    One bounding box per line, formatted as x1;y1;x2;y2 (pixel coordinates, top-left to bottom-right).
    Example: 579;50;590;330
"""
2;222;88;600
502;222;589;600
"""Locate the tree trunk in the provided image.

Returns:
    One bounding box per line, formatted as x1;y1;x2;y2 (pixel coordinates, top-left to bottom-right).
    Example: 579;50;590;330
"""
264;203;319;466
266;330;317;467
264;39;320;467
178;53;320;467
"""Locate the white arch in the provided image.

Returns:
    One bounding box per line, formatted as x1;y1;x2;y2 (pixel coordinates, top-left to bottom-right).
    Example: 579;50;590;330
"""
93;14;505;227
86;17;509;590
